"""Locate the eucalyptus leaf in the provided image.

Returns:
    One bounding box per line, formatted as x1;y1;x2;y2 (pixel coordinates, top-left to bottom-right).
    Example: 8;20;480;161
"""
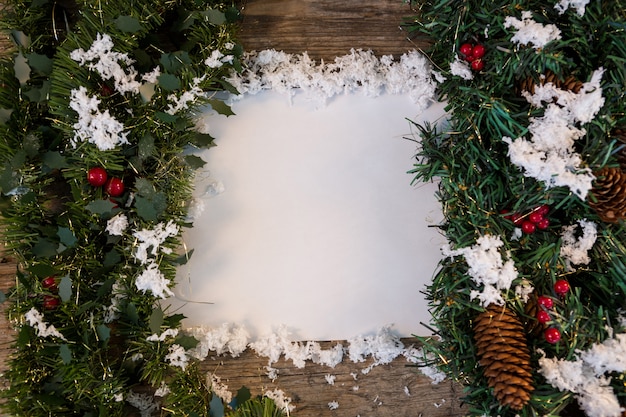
149;308;164;334
0;108;13;124
115;15;143;33
0;291;6;304
10;30;30;48
58;275;72;302
174;334;199;350
32;238;58;258
209;394;225;417
134;177;155;197
184;154;206;169
201;9;226;25
103;250;121;268
28;263;57;278
97;278;116;298
42;151;69;170
59;344;72;364
155;111;178;124
85;199;117;216
97;324;111;342
23;80;51;103
157;73;181;91
190;132;215;148
26;53;53;75
14;52;30;85
231;386;251;409
23;134;41;158
134;196;158;222
57;227;77;248
160;51;192;73
125;302;139;325
138;134;156;159
207;99;235;117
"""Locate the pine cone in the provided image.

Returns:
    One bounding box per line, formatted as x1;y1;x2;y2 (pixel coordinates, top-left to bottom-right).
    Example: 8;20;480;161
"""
474;304;534;410
518;70;583;96
523;293;544;337
588;167;626;223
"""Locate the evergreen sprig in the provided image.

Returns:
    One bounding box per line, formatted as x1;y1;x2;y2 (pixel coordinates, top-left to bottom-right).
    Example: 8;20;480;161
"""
408;1;626;416
0;0;278;416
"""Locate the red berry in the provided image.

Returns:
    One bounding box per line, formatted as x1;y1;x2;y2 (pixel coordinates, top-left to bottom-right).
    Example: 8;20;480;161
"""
460;43;474;56
471;44;486;59
105;177;125;197
537;295;554;309
537;218;550;230
521;220;536;234
101;84;114;97
471;59;484;71
544;327;561;344
465;54;476;63
42;276;57;291
43;295;60;310
510;213;524;226
536;310;551;324
87;167;108;187
537;204;550;216
528;211;544;224
554;279;570;296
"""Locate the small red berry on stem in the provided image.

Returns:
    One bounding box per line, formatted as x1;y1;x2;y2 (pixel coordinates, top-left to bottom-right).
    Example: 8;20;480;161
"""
105;177;125;197
42;276;57;291
528;211;544;224
554;279;570;296
537;218;550;230
537;204;550;216
87;167;108;187
536;310;551;324
43;295;60;310
537;295;554;309
521;220;536;234
460;43;474;56
471;58;484;71
544;327;561;344
471;44;486;58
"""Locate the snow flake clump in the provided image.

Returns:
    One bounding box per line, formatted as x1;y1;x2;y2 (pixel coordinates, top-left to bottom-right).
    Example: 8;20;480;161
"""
228;49;437;109
539;333;626;417
165;76;206;115
503;68;605;200
449;55;473;80
504;11;562;49
135;261;174;299
327;401;339;410
70;33;141;94
555;0;590;16
442;234;518;307
24;308;66;340
187;323;250;360
132;220;179;265
560;219;597;270
347;325;406;374
165;344;189;370
404;345;447;384
106;213;128;236
264;389;295;416
126;391;160;417
69;86;129;151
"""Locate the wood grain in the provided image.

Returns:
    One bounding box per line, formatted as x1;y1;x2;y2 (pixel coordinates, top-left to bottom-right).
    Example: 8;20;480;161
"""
238;0;429;60
0;2;465;416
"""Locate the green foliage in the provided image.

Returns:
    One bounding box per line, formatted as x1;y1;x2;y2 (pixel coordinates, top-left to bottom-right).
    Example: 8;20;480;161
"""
0;0;250;416
408;1;626;416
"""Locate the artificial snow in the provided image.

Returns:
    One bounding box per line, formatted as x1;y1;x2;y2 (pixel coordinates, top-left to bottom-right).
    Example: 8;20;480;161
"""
228;49;437;109
504;11;562;49
560;220;597;270
106;213;128;236
403;346;447;384
347;326;406;374
24;307;66;340
135;261;174;299
146;328;179;342
187;323;250;359
208;373;233;404
264;389;295;416
442;235;518;307
328;401;339;410
165;344;189;370
538;335;626;417
555;0;590;16
165;76;206;115
132;220;179;265
325;374;336;385
69;86;129;151
70;33;142;94
126;391;160;417
449;55;473;80
504;68;605;200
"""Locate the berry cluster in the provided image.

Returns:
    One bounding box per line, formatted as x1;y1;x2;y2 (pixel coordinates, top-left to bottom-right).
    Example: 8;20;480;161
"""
42;276;60;310
459;42;486;71
504;204;550;234
536;280;571;344
87;166;125;197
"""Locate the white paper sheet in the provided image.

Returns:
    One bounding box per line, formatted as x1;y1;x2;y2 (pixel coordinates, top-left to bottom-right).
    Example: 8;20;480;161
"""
166;91;447;341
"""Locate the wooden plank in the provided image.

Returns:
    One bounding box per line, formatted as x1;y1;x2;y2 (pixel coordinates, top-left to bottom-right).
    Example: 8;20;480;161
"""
238;0;429;60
